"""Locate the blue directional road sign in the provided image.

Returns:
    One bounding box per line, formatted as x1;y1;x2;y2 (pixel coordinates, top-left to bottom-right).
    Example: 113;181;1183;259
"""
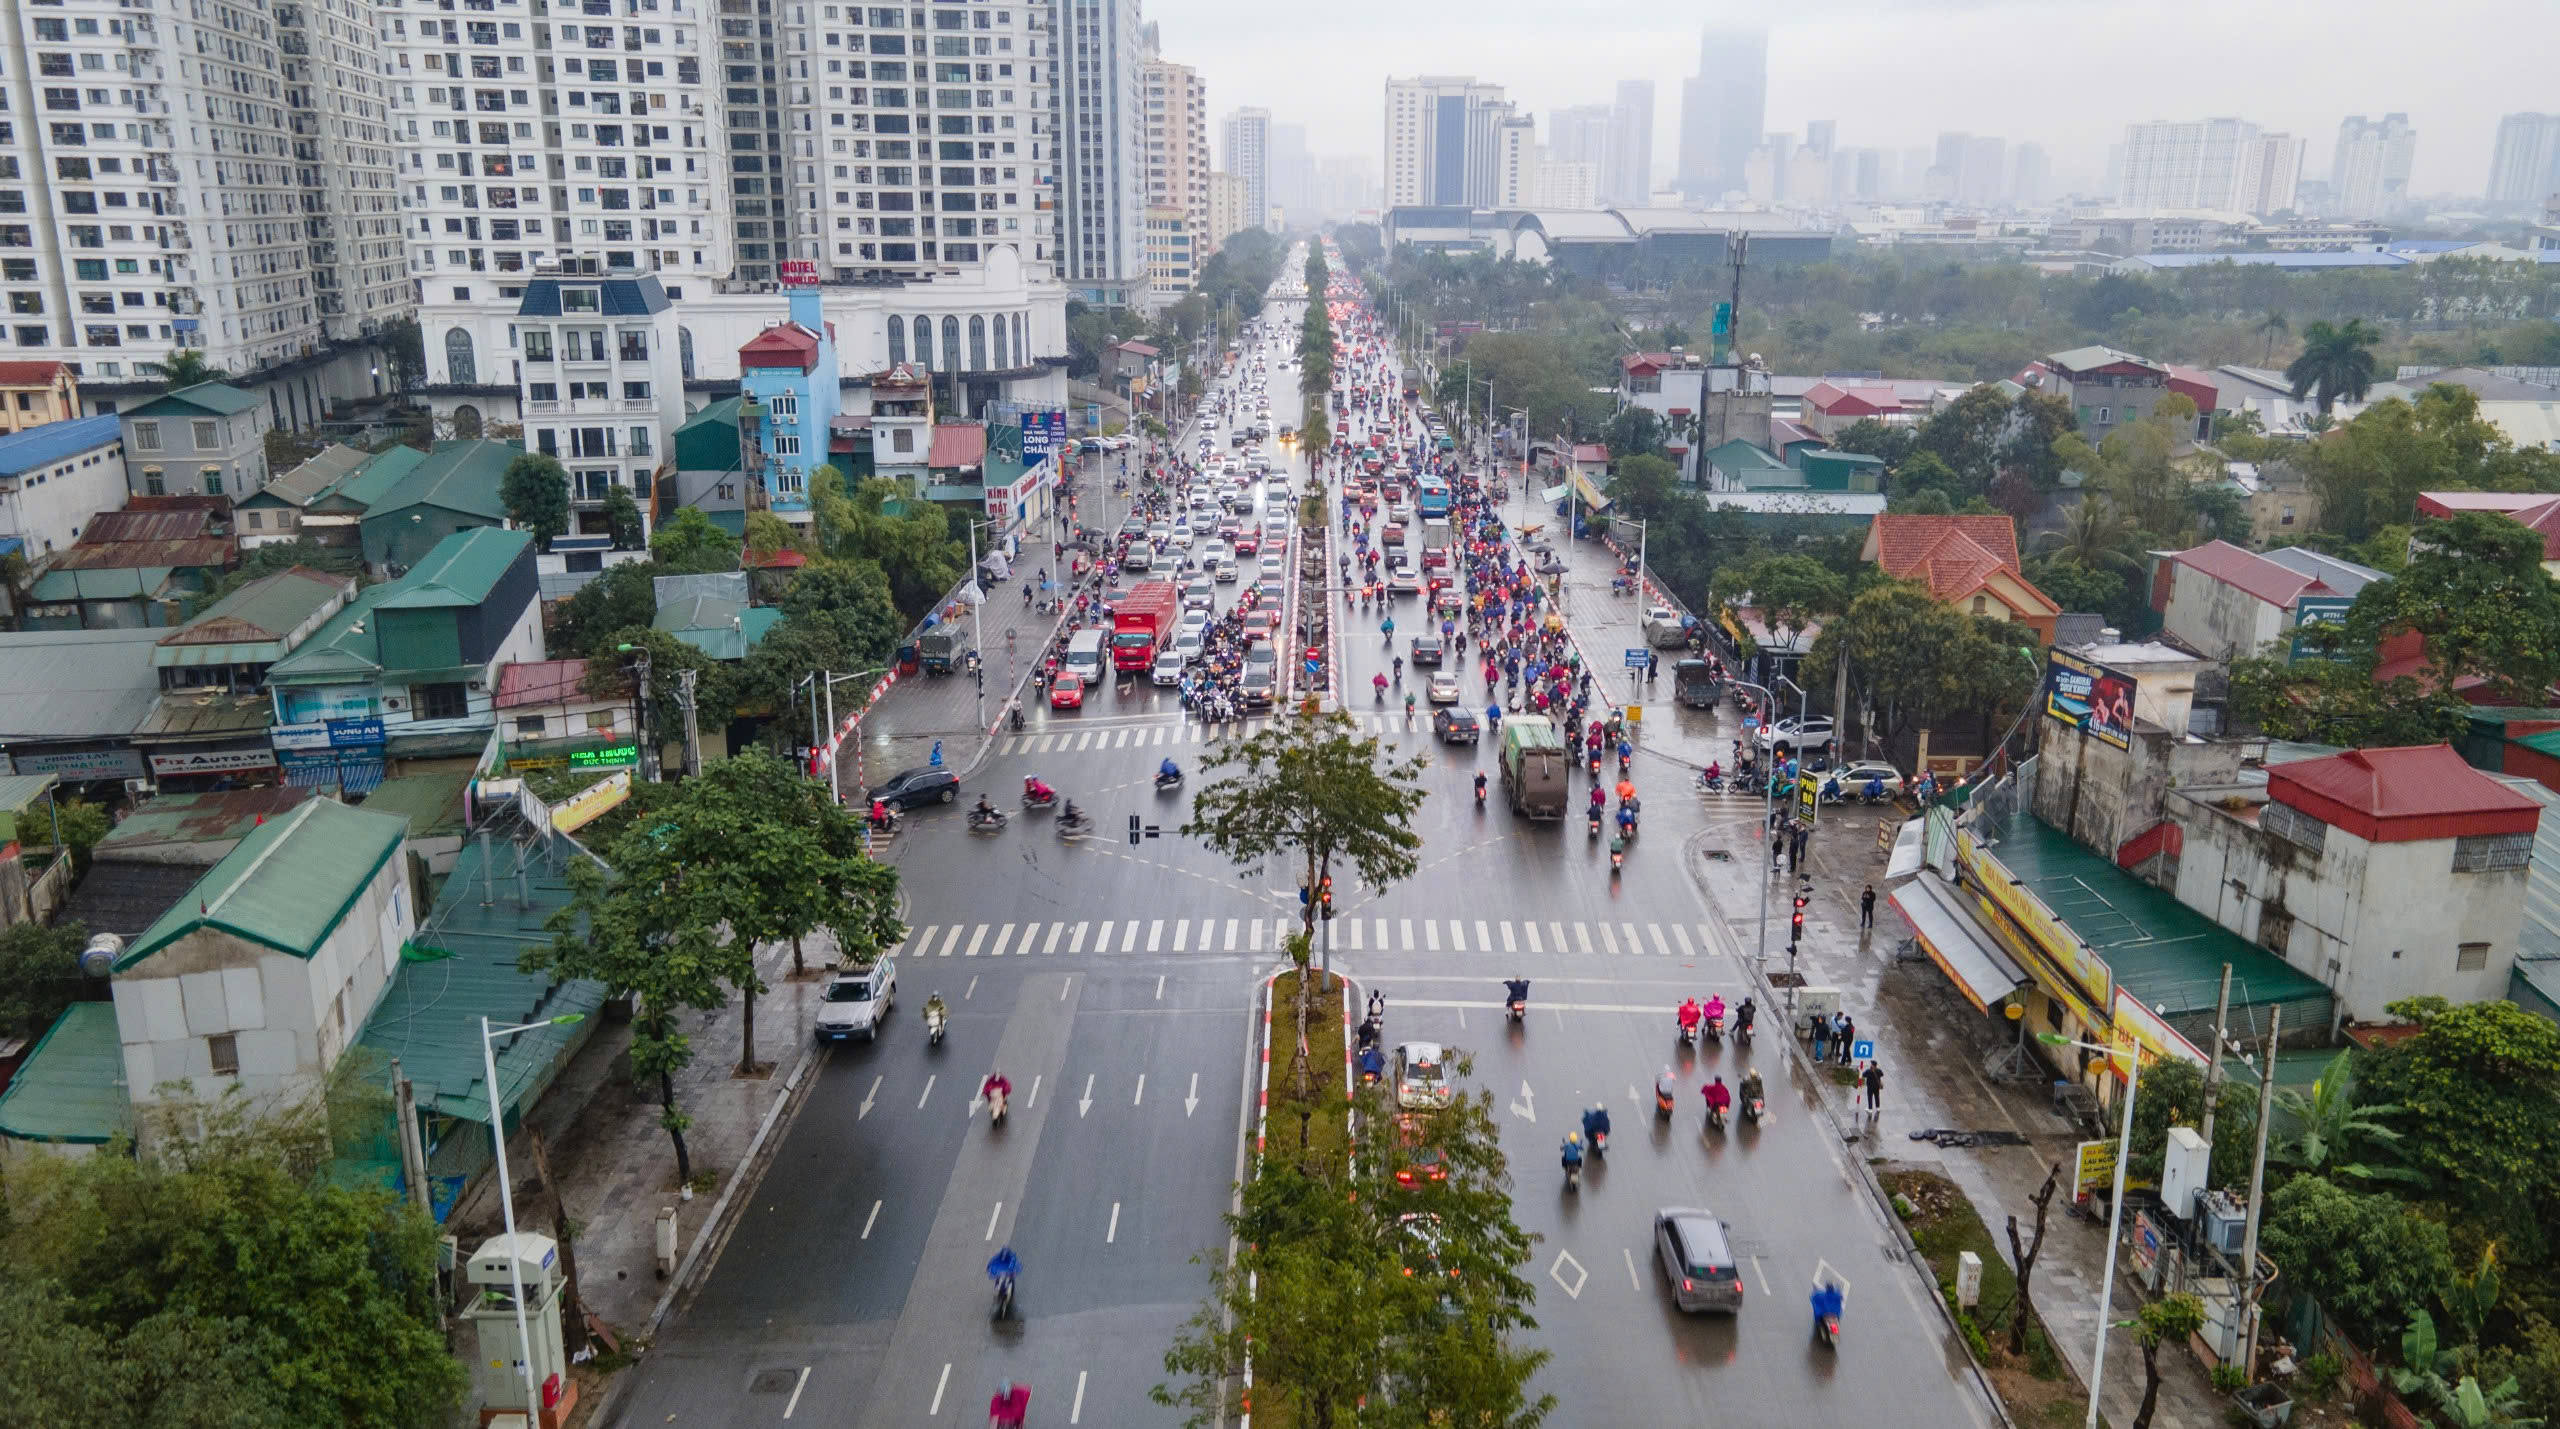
1623;648;1650;669
1853;1039;1876;1062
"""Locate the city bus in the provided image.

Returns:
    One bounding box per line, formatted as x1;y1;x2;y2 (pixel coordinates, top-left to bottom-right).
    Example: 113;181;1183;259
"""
1415;477;1451;519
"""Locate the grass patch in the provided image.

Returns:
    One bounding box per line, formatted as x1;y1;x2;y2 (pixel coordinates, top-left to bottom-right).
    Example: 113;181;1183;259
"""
1264;969;1348;1173
1881;1168;2096;1428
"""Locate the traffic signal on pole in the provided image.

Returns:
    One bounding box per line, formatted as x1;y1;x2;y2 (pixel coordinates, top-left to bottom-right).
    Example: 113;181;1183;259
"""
1320;875;1335;919
1791;891;1809;946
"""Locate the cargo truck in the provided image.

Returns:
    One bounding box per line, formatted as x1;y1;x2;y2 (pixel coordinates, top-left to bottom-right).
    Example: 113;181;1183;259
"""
1498;715;1569;820
918;626;965;675
1111;580;1181;672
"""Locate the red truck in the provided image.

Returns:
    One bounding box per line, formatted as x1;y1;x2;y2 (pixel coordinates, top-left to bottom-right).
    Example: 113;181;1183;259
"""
1111;580;1180;672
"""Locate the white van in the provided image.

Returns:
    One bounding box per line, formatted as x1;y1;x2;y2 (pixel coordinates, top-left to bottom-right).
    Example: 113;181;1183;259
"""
1063;629;1107;682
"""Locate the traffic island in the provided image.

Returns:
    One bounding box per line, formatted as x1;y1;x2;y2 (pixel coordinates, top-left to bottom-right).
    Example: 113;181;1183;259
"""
1879;1166;2092;1428
1262;957;1349;1173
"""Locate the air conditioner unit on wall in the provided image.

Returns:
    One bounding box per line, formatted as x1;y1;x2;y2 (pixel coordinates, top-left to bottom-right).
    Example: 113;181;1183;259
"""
384;696;408;711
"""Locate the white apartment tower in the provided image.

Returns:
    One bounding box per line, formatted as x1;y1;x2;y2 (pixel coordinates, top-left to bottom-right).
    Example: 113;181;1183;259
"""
0;0;414;385
1220;106;1268;236
1383;76;1507;208
1492;113;1534;208
2330;113;2415;219
1601;79;1652;207
2119;118;2302;215
2489;113;2560;205
1053;0;1145;307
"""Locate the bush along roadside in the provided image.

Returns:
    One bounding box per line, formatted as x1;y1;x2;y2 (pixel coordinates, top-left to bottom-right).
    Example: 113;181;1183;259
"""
1155;935;1555;1428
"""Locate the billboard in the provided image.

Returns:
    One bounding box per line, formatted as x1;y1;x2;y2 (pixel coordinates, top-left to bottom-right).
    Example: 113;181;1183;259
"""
1019;408;1066;461
778;259;820;288
2045;649;2132;751
2289;595;2355;662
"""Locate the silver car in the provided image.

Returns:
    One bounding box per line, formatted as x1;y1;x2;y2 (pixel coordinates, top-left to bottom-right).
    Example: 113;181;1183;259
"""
1654;1208;1745;1314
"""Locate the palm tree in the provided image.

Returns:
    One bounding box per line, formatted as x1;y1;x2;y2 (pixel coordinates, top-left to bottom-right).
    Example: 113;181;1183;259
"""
2270;1050;2421;1184
2285;318;2381;415
2034;493;2143;577
140;348;233;392
2256;309;2290;365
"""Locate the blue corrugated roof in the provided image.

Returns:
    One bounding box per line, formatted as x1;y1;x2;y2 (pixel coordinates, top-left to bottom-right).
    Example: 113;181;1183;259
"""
0;414;121;477
514;275;669;318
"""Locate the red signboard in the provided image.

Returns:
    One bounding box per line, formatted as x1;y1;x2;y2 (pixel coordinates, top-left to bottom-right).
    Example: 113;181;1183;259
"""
779;260;820;288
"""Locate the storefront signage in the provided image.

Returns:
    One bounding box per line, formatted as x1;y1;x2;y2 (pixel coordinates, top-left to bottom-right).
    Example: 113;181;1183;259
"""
567;743;639;769
1019;408;1065;460
328;717;387;747
778;259;819;288
2045;650;2132;750
9;747;144;781
149;746;279;776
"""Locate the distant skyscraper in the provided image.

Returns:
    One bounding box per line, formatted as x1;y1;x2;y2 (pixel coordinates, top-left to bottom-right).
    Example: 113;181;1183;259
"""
1549;105;1611;169
1383;77;1514;207
1056;0;1150;305
2009;143;2051;208
1532;159;1597;210
1804;121;1837;159
1315;156;1380;217
1141;51;1213;258
1674;25;1766;201
1494;115;1539;208
2330;114;2417;218
2235;134;2305;217
1224;109;1273;234
1270;123;1317;221
2488;113;2560;204
2121;119;2281;211
1603;80;1656;206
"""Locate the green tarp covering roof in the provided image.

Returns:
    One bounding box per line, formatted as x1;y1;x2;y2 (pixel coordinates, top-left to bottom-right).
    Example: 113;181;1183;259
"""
0;1003;129;1145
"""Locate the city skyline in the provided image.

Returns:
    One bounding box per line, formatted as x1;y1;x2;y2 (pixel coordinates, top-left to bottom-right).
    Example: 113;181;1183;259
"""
1147;0;2557;198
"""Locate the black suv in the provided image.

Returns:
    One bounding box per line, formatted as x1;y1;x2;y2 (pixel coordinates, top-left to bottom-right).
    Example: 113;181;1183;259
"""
868;766;960;809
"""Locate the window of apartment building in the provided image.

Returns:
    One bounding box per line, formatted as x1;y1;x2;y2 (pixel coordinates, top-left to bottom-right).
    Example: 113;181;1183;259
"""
415;682;471;721
207;1033;239;1076
2457;942;2492;972
189;418;220;449
2454;833;2533;873
201;468;222;496
131;419;160;451
514;715;548;738
769;391;797;419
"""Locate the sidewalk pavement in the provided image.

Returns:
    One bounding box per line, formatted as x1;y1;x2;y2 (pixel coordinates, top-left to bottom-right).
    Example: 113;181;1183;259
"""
441;928;837;1347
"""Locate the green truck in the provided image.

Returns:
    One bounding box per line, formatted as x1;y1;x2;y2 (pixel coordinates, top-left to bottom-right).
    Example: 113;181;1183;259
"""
1498;715;1569;820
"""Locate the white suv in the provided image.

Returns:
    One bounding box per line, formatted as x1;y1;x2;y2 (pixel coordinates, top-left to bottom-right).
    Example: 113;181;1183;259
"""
814;956;897;1043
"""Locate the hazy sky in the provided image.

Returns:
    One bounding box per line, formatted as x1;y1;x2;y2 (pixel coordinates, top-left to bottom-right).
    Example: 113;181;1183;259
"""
1156;0;2560;197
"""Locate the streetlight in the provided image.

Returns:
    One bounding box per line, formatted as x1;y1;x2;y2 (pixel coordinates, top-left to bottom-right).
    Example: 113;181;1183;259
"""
2039;1030;2140;1429
480;1013;587;1425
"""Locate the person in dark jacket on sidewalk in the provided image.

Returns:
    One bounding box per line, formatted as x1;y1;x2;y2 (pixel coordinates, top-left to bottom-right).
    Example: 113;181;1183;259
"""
1862;1061;1884;1111
1860;885;1876;929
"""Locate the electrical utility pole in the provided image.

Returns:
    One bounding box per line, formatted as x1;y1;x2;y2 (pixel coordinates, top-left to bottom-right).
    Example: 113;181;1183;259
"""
674;667;703;778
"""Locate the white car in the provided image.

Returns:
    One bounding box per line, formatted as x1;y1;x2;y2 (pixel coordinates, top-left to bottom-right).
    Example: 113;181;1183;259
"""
814;956;897;1043
1173;628;1205;664
1151;648;1185;685
1754;716;1836;752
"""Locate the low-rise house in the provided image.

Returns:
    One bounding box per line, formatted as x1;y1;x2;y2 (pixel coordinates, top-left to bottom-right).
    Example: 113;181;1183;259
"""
0;361;82;433
263;527;542;793
141;567;357;788
22;507;233;631
2414;490;2560;576
359;438;521;576
0;414;126;560
56;786;320;940
2154;539;2381;663
0;626;169;787
2161;745;2544;1022
234;444;373;550
491;658;637;769
1860;513;2059;644
116;382;272;501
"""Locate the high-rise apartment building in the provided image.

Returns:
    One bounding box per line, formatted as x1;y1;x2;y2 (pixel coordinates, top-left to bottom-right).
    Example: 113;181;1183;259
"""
2009;142;2050;209
2330;113;2415;218
1673;25;1765;201
1221;106;1269;233
1601;80;1653;206
0;0;411;390
1530;159;1594;210
2117;118;2295;215
1927;133;2006;205
1547;104;1608;170
1053;0;1146;307
1313;155;1376;218
1493;113;1536;208
1268;121;1314;221
2488;113;2560;204
1205;169;1247;249
1382;76;1510;208
1139;52;1209;247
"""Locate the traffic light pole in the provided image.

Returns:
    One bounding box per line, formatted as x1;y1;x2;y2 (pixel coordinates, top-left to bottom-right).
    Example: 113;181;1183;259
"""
1727;678;1782;980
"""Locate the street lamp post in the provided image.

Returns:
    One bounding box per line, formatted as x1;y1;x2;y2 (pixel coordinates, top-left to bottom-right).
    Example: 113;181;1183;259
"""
1726;677;1786;973
480;1013;586;1424
2039;1031;2141;1429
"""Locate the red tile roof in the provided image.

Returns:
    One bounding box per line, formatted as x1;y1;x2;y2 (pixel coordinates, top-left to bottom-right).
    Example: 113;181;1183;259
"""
1570;443;1609;463
927;423;987;469
2268;744;2542;843
738;322;822;371
746;548;809;570
1110;340;1160;357
1802;381;1902;417
494;658;598;709
0;361;68;386
1620;351;1683;375
2416;490;2560;561
2169;540;2336;609
85;507;216;543
1864;514;2054;612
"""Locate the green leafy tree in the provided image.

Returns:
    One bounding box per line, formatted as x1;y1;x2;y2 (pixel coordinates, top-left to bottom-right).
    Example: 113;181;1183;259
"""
53;799;110;874
1709;554;1845;659
186;538;362;617
500;452;573;547
739;615;855;752
2287;317;2383;414
2023;556;2129;625
1804;582;2038;743
2357;996;2560;1257
1601;404;1667;464
780;556;903;666
649;505;743;572
2002;390;2082;491
2131;1294;2208;1429
139;350;233;391
2257;309;2292;364
2120;1055;2259;1190
1891;450;1963;502
553;558;664;656
1914;385;2017;496
2258;1175;2457;1342
2034;493;2144;579
0;1084;466;1427
806;465;966;619
579;626;737;749
1832;417;1916;471
0;920;88;1043
2271;1049;2418;1184
1608;452;1683;519
602;486;647;549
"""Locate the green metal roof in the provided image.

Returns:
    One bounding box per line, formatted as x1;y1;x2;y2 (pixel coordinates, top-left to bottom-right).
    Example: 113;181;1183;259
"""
362;438;517;525
317;444;427;512
1705;438;1787;472
0;1003;129;1145
122;381;262;418
654;596;782;661
1985;808;2331;1019
0;771;59;815
260;583;392;685
154;642;274;667
118;798;410;970
354;770;471;840
355;836;606;1124
31;566;176;601
373;525;532;608
674;396;744;472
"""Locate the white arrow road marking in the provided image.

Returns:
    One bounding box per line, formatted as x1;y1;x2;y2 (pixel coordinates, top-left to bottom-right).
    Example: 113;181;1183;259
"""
861;1200;882;1239
1134;1073;1146;1106
1549;1249;1588;1300
1624;1247;1642;1291
1510;1081;1536;1122
858;1075;881;1119
1184;1072;1200;1116
1079;1074;1095;1116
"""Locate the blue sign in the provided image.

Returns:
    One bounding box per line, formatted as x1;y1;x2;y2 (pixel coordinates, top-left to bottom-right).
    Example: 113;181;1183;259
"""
1852;1039;1875;1061
1622;648;1649;669
327;717;386;748
1019;408;1065;460
1085;403;1101;429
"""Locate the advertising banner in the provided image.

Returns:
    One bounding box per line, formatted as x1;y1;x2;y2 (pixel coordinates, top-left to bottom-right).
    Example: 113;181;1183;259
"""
778;259;819;288
1019;408;1066;461
149;746;278;776
2045;650;2132;750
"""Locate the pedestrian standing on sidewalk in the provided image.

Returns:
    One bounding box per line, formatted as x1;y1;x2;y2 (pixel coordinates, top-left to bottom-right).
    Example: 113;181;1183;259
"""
1860;885;1876;929
1809;1015;1829;1062
1835;1013;1856;1066
1771;832;1784;871
1791;826;1809;867
1862;1061;1884;1111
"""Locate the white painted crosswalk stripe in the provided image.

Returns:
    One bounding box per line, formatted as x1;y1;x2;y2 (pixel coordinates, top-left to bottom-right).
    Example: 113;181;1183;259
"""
891;917;1716;958
1598;923;1621;956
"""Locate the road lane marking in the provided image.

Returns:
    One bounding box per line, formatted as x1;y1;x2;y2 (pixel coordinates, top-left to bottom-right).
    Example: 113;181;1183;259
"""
1549;1249;1587;1299
916;1074;935;1109
1672;924;1696;958
1650;924;1672;957
1134;1073;1146;1106
1107;1202;1121;1243
1501;921;1518;953
1148;919;1165;952
1185;1072;1200;1115
1346;919;1363;950
990;924;1015;957
938;926;964;957
861;1200;882;1238
1476;919;1491;951
931;1364;951;1417
1028;1074;1042;1108
966;976;978;999
897;924;930;955
1249;919;1264;951
1079;1075;1095;1116
858;1076;881;1119
1046;923;1067;954
1751;1255;1771;1297
1424;919;1440;951
1155;974;1165;1000
1555;921;1571;953
1226;917;1240;949
965;925;989;957
985;1201;1003;1241
1072;1370;1089;1424
1625;1247;1642;1291
1623;922;1643;956
1093;920;1111;952
1375;917;1388;950
1597;924;1619;956
1402;918;1416;949
1059;977;1071;1001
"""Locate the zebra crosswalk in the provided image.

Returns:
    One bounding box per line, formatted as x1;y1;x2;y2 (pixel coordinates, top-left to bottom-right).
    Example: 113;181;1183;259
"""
882;915;1726;959
993;712;1434;756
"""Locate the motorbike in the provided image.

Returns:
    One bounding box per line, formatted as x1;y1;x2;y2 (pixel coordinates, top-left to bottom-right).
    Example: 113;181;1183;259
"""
992;1273;1016;1322
1506;998;1527;1025
967;808;1009;834
1707;1102;1728;1134
1743;1096;1766;1126
1587;753;1602;780
1587;807;1603;838
1814;1298;1843;1347
1563;1157;1581;1192
1154;770;1184;792
1700;773;1726;795
1677;1020;1696;1049
1655;1086;1676;1118
988;1086;1010;1124
1022;784;1058;811
1008;706;1026;732
1736;1016;1754;1047
1609;840;1625;876
1057;812;1092;839
1703;1013;1724;1046
925;1007;947;1045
